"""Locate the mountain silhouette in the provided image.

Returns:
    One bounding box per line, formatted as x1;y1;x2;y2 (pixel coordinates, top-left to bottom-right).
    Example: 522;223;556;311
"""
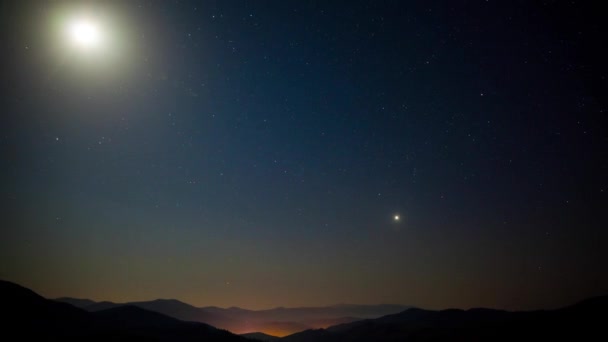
56;297;97;308
1;279;248;341
240;332;281;341
5;279;608;341
57;296;409;336
282;297;608;342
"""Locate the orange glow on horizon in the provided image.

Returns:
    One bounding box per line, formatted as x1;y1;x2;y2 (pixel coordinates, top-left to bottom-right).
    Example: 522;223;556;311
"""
237;326;305;338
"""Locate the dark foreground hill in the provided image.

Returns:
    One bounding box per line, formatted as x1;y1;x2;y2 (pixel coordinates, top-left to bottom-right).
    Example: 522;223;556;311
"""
0;279;248;341
282;296;608;342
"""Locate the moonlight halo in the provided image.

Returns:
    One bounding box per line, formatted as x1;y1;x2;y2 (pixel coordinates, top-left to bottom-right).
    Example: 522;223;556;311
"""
67;18;102;49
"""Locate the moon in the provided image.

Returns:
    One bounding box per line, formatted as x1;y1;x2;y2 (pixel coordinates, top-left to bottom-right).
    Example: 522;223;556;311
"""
394;214;400;221
68;19;102;49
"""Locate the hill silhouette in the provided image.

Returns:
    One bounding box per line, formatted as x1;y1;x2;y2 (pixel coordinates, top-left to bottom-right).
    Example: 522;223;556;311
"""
240;332;281;341
1;280;248;341
57;296;408;336
6;279;607;341
282;296;608;341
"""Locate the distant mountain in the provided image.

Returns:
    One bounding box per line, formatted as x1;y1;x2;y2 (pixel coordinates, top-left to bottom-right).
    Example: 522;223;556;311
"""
85;300;125;312
238;304;411;323
1;279;248;341
240;332;281;341
128;298;225;323
55;297;97;308
59;297;235;327
94;305;243;341
199;304;410;336
304;316;360;329
282;297;608;342
280;329;332;342
57;296;410;336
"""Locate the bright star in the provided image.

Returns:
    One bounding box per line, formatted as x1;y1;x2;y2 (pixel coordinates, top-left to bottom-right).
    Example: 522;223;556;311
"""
394;215;400;221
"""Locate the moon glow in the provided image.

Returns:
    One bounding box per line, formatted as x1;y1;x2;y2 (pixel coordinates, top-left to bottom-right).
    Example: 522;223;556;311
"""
68;19;102;49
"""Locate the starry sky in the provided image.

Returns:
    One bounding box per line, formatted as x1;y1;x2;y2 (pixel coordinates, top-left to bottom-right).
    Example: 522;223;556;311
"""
1;0;607;311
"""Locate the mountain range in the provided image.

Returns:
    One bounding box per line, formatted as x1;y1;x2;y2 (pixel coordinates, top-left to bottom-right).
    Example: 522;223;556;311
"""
1;279;247;341
3;279;607;341
281;297;608;342
56;296;409;336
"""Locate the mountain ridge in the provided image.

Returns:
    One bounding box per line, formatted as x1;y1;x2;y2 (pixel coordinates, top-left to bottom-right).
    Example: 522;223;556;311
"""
281;295;608;342
4;279;608;341
0;279;249;341
56;296;410;336
58;296;410;313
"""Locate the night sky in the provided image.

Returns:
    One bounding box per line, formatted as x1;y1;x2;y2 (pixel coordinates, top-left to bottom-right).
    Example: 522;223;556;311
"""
1;1;607;311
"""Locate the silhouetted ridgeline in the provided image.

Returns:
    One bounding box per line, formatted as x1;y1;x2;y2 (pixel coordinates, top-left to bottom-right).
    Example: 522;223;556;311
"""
281;298;608;342
240;332;281;341
56;296;408;336
3;279;607;341
0;280;248;341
